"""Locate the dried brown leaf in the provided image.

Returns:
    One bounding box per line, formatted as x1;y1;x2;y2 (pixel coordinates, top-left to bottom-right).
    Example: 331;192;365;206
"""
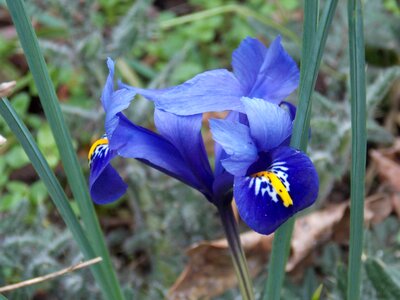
287;203;347;271
365;193;393;224
370;139;400;192
168;231;273;299
332;194;392;244
170;193;396;298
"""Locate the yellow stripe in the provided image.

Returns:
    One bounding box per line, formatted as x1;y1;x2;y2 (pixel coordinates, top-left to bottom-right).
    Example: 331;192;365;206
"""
88;138;108;161
251;171;293;207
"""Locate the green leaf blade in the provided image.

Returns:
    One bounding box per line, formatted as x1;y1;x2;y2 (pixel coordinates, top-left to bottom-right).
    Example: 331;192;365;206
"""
347;0;367;299
4;1;125;299
264;1;339;299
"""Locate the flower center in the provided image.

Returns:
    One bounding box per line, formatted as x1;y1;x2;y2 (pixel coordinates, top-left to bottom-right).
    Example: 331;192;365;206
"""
251;171;293;207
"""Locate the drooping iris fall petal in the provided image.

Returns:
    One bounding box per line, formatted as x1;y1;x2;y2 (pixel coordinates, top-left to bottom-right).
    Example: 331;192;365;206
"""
88;138;127;204
234;146;319;234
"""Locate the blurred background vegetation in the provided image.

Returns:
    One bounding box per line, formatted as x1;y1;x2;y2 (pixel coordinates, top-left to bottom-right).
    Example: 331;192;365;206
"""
0;0;399;299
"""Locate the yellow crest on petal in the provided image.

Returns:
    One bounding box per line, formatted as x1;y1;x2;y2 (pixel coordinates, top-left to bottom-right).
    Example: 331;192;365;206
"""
88;137;109;165
250;170;293;207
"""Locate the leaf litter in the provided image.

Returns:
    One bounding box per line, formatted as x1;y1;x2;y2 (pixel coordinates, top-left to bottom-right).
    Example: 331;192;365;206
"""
169;139;400;299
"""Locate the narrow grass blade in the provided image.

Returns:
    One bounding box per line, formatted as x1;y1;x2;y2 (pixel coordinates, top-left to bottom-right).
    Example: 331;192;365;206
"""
347;0;367;299
292;0;339;150
263;1;338;299
5;1;124;299
0;98;111;299
300;0;319;82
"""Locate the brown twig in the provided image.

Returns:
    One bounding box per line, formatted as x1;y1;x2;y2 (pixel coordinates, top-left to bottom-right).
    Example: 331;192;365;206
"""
0;257;102;293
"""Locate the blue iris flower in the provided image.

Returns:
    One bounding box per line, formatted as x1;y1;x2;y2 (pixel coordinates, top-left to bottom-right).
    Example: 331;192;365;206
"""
209;98;318;234
88;36;319;235
89;59;215;204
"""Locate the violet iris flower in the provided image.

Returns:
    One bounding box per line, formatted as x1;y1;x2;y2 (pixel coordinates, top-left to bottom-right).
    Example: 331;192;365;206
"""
209;98;318;234
88;59;215;204
88;36;319;235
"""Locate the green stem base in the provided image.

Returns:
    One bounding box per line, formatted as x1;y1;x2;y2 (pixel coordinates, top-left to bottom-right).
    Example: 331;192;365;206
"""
217;201;255;300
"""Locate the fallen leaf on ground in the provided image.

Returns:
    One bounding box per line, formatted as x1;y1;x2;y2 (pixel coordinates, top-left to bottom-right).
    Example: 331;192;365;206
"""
287;202;347;272
169;193;397;299
370;139;400;192
169;231;273;300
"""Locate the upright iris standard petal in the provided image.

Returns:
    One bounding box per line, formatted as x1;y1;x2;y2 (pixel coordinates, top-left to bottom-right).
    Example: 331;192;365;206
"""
105;89;137;138
102;58;137;137
209;118;258;176
213;111;241;177
232;37;267;94
120;69;245;115
100;58;115;112
88;137;127;204
241;97;292;151
248;36;299;104
233;146;319;235
154;109;214;195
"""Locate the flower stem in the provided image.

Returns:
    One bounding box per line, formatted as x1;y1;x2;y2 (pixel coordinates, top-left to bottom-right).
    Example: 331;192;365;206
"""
217;201;254;300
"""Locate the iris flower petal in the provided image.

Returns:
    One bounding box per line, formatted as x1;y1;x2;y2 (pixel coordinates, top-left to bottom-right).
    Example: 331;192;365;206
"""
154;109;213;195
214;111;241;176
232;37;267;94
89;140;127;204
280;101;297;121
242;97;292;151
110;113;204;193
102;58;137;137
105;89;137;137
120;69;245;115
116;37;297;116
234;146;319;234
249;36;299;103
210;118;258;176
100;58;115;112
